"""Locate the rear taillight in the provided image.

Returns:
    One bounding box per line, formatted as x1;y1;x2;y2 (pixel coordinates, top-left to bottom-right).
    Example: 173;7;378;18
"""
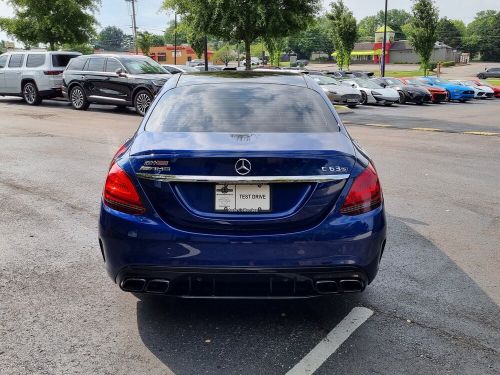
103;163;145;215
43;70;63;75
340;163;383;215
109;141;130;169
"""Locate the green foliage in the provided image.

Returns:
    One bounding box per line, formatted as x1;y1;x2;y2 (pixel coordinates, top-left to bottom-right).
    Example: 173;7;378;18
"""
63;43;94;55
404;0;439;75
327;0;358;70
164;21;188;45
0;0;99;50
163;0;320;70
213;44;237;66
264;37;287;66
0;40;5;53
97;26;126;51
463;10;500;61
287;17;335;60
137;32;155;56
435;17;463;49
439;60;455;67
357;9;412;40
150;34;165;47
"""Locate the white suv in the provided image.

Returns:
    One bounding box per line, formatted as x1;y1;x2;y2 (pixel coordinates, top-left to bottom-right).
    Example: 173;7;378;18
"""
0;51;81;105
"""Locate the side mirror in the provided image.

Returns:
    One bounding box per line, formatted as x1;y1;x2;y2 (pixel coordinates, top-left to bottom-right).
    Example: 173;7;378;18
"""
380;83;387;88
115;68;127;77
351;84;356;88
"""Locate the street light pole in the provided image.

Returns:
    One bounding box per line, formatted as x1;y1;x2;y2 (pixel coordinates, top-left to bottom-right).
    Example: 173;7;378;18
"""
204;35;209;71
381;0;388;77
174;13;177;65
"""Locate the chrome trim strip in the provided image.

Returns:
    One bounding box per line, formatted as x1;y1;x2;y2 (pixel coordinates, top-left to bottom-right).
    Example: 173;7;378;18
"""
136;173;350;183
88;95;127;102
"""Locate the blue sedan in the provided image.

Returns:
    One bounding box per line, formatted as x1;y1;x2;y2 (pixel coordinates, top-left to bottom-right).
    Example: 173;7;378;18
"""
99;72;387;298
417;77;475;102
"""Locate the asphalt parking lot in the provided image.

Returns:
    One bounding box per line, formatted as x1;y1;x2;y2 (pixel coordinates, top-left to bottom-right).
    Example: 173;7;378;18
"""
0;97;499;374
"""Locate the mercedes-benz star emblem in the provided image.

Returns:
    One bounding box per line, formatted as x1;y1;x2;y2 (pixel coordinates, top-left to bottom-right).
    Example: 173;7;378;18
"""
235;158;251;175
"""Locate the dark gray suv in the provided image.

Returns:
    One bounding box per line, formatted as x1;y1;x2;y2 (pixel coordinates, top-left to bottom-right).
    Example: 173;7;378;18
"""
477;67;500;79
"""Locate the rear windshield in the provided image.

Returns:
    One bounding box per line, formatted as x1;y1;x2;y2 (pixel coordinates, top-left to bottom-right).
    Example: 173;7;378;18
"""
146;84;338;133
52;54;80;67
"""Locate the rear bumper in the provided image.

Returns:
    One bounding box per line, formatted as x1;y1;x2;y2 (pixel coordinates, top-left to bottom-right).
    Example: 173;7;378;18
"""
116;265;372;298
99;203;387;292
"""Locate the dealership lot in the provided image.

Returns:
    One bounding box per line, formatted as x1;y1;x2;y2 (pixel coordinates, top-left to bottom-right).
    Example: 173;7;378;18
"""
0;98;499;374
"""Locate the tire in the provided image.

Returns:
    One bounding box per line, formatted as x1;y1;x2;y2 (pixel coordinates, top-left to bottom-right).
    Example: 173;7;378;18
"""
478;73;485;79
22;81;42;106
347;104;357;108
359;91;368;105
70;86;89;110
445;90;451;102
384;102;393;107
134;90;153;116
398;91;406;104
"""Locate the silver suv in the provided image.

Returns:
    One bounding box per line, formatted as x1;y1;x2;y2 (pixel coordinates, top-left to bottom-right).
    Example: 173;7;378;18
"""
0;51;81;105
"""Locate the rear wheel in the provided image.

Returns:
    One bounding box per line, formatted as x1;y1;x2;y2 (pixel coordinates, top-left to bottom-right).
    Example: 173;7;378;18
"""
478;73;486;79
134;90;153;116
22;81;42;106
398;91;406;104
70;86;90;110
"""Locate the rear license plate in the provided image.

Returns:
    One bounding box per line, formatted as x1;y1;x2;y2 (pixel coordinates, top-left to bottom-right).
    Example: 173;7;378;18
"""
346;99;357;103
215;184;271;212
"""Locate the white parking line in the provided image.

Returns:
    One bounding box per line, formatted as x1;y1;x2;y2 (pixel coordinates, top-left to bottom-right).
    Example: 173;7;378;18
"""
286;307;374;375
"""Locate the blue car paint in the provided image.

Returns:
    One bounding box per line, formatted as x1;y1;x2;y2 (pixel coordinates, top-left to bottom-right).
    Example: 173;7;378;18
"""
418;76;475;101
98;72;387;296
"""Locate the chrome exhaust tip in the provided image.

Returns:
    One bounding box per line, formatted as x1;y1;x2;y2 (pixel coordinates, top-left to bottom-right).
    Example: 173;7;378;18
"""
120;278;146;292
145;279;170;294
315;280;339;294
339;279;364;293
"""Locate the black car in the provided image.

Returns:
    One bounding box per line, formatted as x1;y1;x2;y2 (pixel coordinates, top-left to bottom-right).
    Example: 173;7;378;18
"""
477;67;500;79
373;77;432;104
62;54;171;116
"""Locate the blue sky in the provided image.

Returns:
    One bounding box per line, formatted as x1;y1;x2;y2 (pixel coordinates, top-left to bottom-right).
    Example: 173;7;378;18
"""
1;0;500;44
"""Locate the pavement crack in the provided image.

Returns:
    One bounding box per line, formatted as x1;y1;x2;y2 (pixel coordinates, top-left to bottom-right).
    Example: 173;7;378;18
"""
365;305;500;354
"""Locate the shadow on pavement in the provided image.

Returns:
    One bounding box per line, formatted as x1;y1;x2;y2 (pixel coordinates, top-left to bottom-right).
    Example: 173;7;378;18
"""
134;216;500;374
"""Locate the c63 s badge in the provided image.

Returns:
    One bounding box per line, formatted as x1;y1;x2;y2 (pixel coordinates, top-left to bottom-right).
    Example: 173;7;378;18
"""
140;160;171;172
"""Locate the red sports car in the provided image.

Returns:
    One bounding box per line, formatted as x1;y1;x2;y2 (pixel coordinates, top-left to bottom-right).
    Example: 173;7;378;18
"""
400;77;448;103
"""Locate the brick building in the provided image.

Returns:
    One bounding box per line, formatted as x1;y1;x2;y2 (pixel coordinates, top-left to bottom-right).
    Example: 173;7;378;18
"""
148;45;214;65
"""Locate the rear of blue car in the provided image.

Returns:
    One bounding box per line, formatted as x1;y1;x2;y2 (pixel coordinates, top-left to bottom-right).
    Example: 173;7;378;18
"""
98;72;386;298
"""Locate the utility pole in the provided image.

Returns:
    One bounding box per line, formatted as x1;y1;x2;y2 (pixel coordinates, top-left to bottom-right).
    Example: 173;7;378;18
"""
204;35;209;71
174;13;177;65
126;0;139;54
381;0;388;77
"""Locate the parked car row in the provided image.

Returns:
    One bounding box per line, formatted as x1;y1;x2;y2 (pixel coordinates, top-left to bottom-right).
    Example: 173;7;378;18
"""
280;68;500;108
1;51;499;116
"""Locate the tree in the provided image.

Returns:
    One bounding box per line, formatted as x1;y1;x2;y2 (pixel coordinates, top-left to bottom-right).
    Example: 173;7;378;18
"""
0;40;5;53
150;34;165;47
436;17;463;49
264;37;287;66
63;43;94;55
164;22;188;45
213;44;236;66
0;0;98;50
327;1;358;70
358;9;412;40
463;11;500;61
97;26;126;51
288;17;335;60
137;32;155;56
163;0;320;70
404;0;439;75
